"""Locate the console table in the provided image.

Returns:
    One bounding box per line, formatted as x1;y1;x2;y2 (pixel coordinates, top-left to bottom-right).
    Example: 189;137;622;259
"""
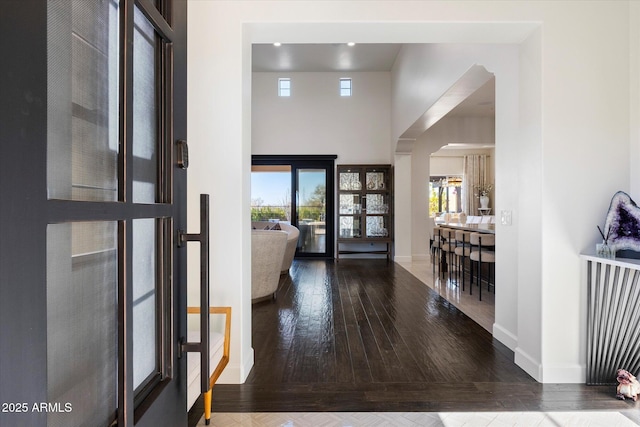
581;252;640;384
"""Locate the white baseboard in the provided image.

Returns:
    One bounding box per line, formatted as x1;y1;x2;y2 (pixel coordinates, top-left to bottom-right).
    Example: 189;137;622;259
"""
492;322;517;351
515;347;586;383
393;254;430;263
541;363;586;383
217;364;243;384
515;347;542;382
412;254;430;262
217;347;254;384
241;347;255;381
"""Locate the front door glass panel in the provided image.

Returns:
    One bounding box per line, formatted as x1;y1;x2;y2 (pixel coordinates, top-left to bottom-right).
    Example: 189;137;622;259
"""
46;221;118;427
132;218;158;390
47;0;120;201
132;6;159;204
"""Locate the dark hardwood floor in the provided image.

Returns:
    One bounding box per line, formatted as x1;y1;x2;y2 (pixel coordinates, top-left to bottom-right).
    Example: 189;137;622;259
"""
189;259;633;423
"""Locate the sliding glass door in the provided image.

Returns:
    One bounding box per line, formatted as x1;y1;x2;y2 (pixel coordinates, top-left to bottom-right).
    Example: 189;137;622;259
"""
252;156;336;258
296;168;327;255
251;165;292;222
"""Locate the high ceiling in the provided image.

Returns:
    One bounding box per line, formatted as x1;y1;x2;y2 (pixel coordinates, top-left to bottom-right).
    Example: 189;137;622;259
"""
252;43;495;143
252;43;402;72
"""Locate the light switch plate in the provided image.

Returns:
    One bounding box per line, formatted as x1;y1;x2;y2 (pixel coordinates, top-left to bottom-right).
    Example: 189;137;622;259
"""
501;210;512;226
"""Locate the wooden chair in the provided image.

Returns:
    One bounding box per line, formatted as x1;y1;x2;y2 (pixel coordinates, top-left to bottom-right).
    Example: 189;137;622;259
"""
186;306;231;425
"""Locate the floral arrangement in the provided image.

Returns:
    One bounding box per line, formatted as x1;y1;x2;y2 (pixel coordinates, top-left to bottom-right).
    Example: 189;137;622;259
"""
474;182;493;197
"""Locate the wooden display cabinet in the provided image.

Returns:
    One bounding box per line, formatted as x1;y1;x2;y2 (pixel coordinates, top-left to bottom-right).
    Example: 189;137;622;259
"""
337;164;393;260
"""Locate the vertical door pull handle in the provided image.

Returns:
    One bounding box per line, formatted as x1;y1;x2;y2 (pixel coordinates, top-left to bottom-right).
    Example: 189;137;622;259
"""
179;194;210;394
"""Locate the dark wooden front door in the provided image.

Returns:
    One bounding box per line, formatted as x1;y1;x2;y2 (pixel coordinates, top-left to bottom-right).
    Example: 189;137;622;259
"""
1;1;188;426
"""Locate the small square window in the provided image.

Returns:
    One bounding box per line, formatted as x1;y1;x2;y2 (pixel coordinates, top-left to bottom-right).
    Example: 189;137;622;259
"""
278;78;291;97
340;78;352;97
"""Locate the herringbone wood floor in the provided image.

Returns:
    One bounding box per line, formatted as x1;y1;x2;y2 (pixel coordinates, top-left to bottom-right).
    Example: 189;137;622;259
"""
189;259;631;426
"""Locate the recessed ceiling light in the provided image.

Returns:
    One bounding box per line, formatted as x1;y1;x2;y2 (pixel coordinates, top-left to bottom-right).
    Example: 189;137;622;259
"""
273;42;282;47
347;42;356;47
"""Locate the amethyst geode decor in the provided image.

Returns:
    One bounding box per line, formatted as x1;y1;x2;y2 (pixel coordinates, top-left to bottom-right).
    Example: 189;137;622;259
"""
603;191;640;252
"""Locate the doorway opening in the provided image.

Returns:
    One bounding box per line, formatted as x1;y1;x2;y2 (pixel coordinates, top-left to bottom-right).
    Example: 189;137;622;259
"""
252;155;336;258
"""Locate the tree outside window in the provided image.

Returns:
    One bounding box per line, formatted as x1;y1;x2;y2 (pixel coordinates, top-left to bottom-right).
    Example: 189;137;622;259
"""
429;176;462;216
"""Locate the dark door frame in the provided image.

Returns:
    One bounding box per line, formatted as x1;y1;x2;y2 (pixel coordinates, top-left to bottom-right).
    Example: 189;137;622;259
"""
252;155;337;259
0;1;188;426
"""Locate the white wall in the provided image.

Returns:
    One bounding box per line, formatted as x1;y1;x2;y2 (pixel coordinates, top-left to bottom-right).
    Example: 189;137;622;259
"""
512;26;543;379
430;155;463;176
188;0;635;384
187;2;254;383
430;151;494;187
394;153;413;263
536;3;629;382
252;72;391;164
631;1;640;202
430;148;494;177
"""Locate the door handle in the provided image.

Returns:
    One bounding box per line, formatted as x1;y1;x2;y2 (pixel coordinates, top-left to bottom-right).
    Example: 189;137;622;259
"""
179;194;210;394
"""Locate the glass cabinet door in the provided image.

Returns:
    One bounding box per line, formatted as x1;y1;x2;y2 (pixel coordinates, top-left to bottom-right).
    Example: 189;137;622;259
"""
338;168;364;239
363;193;389;214
339;216;362;238
336;164;392;259
339;193;362;214
339;170;362;191
365;215;389;238
365;170;386;191
337;165;391;240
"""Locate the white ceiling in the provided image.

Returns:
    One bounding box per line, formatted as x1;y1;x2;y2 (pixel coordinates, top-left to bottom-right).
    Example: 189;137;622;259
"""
252;43;402;72
252;43;495;145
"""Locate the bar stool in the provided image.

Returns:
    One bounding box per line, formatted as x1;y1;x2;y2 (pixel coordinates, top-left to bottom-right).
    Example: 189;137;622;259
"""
439;228;457;280
469;232;495;301
432;226;442;274
454;230;473;291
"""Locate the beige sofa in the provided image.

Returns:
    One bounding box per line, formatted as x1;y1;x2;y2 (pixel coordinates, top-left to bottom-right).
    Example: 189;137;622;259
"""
252;221;300;274
276;223;299;274
251;229;287;301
